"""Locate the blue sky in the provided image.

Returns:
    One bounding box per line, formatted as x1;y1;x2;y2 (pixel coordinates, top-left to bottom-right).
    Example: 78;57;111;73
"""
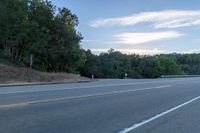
51;0;200;55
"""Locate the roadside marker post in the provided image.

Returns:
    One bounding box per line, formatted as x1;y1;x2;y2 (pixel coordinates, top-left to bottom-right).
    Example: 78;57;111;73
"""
28;54;33;82
30;54;33;69
125;73;127;79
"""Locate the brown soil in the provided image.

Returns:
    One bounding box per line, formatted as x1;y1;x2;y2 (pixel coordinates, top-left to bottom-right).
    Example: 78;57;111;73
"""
0;64;89;84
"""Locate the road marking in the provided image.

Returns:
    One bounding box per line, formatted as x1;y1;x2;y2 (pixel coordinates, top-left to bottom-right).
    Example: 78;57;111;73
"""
0;103;29;109
1;78;198;95
0;85;170;109
118;95;200;133
0;81;171;94
1;78;191;95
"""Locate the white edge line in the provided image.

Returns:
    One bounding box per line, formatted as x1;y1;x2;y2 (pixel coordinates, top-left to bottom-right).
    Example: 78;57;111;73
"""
0;81;168;94
0;85;170;109
1;78;199;95
1;78;192;95
118;95;200;133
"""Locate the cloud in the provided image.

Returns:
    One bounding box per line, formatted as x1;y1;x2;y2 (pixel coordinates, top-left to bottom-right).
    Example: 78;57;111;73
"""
185;49;200;53
114;31;184;45
89;48;200;55
90;48;164;55
90;10;200;29
82;39;99;43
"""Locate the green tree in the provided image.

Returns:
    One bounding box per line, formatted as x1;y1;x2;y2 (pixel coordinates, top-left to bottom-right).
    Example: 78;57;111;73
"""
0;0;84;73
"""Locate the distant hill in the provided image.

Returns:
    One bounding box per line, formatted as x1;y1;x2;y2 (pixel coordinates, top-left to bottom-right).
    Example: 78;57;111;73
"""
0;64;89;84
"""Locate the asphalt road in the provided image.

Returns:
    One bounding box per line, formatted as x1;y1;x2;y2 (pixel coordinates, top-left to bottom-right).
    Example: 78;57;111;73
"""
0;78;200;133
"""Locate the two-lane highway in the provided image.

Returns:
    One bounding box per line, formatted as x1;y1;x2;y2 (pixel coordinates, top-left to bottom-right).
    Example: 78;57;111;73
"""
0;78;200;133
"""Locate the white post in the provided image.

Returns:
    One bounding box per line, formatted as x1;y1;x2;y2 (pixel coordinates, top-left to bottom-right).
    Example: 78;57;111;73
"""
30;54;33;69
125;73;127;79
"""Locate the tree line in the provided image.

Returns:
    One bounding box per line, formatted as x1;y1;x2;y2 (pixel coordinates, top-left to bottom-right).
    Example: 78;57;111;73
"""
1;0;200;78
0;0;85;73
82;49;180;78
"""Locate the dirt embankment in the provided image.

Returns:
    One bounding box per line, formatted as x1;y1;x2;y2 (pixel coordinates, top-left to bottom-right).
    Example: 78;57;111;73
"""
0;64;89;84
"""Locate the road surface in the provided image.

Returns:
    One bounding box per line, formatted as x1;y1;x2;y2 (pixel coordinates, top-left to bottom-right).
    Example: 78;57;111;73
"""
0;78;200;133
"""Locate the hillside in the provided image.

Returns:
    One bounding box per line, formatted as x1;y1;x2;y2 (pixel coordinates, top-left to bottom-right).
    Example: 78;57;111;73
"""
0;64;89;84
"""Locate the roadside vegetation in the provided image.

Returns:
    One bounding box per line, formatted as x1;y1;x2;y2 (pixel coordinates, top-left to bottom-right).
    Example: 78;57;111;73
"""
0;64;88;84
82;49;200;78
0;0;84;73
1;0;200;79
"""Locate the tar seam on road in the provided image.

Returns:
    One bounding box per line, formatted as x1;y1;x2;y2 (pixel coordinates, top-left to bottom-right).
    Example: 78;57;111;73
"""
0;85;170;109
118;95;200;133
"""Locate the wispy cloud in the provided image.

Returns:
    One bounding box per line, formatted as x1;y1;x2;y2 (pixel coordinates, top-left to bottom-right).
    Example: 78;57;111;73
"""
90;48;200;55
90;48;164;55
90;10;200;29
82;39;99;42
186;49;200;53
114;31;184;45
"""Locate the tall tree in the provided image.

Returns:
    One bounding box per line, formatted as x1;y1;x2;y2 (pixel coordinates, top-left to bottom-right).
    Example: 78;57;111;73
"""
0;0;84;73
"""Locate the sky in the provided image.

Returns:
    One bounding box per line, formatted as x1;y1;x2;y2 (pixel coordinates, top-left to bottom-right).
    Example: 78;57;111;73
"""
51;0;200;55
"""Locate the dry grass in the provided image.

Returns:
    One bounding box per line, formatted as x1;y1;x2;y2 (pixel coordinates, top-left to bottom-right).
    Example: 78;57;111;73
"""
0;64;89;84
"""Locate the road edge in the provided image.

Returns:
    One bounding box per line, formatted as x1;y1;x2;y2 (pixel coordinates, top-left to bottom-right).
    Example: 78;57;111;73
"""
0;80;95;87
